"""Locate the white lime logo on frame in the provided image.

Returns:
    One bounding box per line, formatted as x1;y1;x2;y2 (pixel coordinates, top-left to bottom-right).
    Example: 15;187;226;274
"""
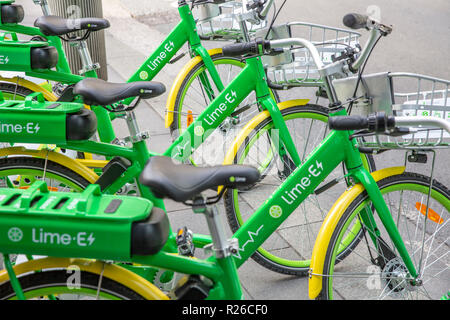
269;205;283;218
194;126;205;136
8;227;23;242
139;71;149;80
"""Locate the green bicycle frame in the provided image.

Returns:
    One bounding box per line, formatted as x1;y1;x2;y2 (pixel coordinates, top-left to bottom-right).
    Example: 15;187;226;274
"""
0;115;419;300
53;53;416;279
164;56;302;166
0;73;420;300
54;110;418;298
59;54;302;202
0;51;301;299
220;108;418;278
0;180;243;299
0;2;225;144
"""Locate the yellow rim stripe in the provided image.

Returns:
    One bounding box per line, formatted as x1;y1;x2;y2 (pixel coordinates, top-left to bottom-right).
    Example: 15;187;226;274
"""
165;48;224;128
76;159;109;169
308;166;406;299
0;147;99;183
0;75;57;101
0;257;169;300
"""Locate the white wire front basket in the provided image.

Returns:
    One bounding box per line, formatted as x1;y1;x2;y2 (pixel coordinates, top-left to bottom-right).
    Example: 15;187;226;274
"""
259;22;361;87
333;72;450;150
192;0;267;41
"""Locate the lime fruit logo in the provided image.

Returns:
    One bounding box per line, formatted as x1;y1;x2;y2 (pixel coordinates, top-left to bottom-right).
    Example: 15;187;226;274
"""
139;71;149;80
8;227;23;242
269;205;283;218
194;126;205;136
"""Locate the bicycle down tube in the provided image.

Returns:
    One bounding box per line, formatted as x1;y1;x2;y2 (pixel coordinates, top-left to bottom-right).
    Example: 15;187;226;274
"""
164;56;303;166
62;55;302;195
220;115;418;279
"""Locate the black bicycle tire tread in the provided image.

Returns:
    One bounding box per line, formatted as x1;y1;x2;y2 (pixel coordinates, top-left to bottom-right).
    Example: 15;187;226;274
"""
0;83;34;97
0;157;90;190
0;269;145;300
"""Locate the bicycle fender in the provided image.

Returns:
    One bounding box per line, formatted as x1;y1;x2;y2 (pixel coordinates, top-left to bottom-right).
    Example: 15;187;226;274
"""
0;257;169;300
0;146;99;183
308;166;406;299
165;48;223;128
0;75;57;101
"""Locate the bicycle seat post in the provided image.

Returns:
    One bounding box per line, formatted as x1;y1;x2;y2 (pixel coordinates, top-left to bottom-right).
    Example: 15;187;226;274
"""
124;107;140;138
33;0;51;16
121;98;151;145
71;39;100;76
192;195;239;259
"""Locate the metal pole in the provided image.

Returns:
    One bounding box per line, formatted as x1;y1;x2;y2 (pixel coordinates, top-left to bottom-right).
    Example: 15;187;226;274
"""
47;0;108;80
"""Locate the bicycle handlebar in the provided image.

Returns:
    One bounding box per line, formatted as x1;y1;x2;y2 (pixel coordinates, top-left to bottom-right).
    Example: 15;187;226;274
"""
222;41;264;56
328;113;395;132
343;13;369;30
328;113;450;134
395;116;450;133
222;11;391;75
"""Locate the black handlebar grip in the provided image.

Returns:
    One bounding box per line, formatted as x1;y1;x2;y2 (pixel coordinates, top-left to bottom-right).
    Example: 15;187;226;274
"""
222;42;257;57
343;13;369;30
328;116;369;130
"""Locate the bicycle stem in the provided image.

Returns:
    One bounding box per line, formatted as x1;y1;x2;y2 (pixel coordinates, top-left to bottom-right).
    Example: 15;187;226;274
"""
350;28;381;71
33;0;51;16
259;0;275;19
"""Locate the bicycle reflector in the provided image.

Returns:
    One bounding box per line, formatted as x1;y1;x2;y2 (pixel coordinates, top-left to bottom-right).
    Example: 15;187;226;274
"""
415;202;444;224
187;110;194;127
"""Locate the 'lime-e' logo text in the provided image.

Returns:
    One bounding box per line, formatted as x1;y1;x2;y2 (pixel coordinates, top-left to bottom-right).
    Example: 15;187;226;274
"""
0;56;9;64
281;160;324;205
204;90;237;126
147;41;174;71
0;122;40;134
32;228;95;247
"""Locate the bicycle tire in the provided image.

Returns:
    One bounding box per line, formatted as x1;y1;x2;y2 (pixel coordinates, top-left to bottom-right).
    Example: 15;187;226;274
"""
319;172;450;300
0;156;90;192
0;82;34;100
0;269;146;300
224;104;376;276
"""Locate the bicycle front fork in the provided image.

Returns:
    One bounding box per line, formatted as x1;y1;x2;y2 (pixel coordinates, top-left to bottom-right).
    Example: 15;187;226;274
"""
352;168;419;280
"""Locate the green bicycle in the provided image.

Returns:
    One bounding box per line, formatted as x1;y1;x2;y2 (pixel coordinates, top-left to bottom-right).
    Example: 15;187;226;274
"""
0;163;261;300
0;0;278;164
0;9;392;279
307;14;450;299
0;11;448;298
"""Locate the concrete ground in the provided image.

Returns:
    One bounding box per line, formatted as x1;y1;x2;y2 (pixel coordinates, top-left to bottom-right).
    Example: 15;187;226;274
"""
3;0;449;300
